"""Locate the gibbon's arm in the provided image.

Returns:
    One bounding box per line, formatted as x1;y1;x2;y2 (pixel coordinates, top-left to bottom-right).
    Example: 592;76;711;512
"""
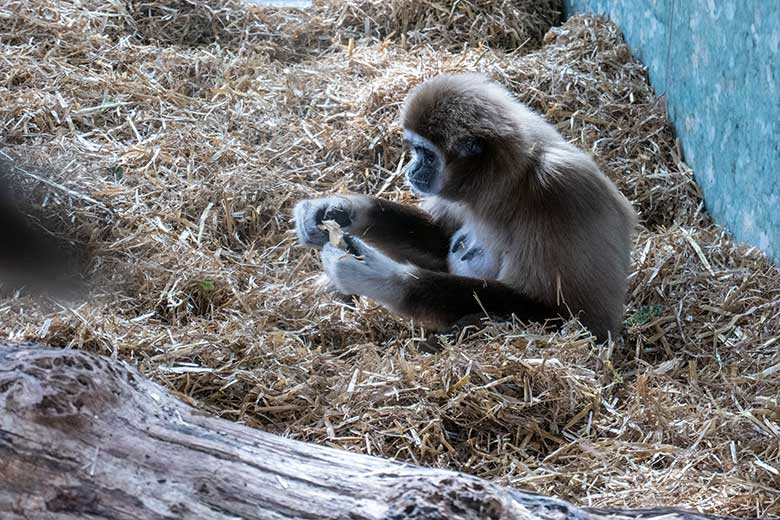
295;194;452;272
398;270;560;330
322;235;561;331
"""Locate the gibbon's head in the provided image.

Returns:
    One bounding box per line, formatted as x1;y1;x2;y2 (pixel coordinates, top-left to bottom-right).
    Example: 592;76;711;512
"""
400;73;526;200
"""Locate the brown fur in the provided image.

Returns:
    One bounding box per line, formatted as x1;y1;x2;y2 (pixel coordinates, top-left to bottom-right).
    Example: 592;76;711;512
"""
400;73;637;339
296;73;636;340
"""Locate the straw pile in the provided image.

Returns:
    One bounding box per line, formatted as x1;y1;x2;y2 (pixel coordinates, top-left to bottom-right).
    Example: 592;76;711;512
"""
1;0;778;515
125;0;559;51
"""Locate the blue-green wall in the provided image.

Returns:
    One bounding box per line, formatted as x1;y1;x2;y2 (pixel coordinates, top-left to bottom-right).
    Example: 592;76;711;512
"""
564;0;779;262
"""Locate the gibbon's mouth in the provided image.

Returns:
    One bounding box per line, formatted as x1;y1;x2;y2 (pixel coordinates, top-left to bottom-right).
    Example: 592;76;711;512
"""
404;151;441;195
407;174;436;195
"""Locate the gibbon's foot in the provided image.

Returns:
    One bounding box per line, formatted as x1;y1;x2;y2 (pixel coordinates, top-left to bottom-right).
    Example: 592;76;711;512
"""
293;195;355;248
316;274;359;303
447;229;501;279
320;234;411;309
416;314;487;353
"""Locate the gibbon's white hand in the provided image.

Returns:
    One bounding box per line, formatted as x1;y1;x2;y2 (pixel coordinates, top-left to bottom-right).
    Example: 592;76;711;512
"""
321;234;410;308
293;195;356;248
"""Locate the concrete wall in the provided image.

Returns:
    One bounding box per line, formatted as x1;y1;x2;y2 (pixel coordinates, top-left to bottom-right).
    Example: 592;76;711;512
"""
563;0;779;262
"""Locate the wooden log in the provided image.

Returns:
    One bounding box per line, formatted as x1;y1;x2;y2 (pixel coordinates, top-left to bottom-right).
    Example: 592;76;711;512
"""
0;343;741;520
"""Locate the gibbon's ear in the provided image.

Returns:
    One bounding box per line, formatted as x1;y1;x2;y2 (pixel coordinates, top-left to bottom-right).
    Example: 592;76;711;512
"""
453;137;483;159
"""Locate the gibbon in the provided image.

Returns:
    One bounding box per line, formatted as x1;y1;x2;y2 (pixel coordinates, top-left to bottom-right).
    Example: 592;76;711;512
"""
295;73;637;341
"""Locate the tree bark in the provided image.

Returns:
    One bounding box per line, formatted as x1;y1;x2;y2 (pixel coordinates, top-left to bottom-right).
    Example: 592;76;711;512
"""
0;342;741;520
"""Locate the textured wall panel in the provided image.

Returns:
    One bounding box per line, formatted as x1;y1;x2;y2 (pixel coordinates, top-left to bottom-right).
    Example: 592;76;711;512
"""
564;0;779;261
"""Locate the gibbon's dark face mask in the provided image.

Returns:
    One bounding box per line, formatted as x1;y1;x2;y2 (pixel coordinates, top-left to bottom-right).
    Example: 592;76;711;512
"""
403;130;443;196
403;130;484;197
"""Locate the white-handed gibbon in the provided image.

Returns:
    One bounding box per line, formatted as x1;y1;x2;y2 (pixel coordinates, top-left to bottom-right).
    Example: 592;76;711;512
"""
294;73;637;341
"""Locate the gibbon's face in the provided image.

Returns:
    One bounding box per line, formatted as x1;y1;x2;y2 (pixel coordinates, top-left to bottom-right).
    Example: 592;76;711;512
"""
402;129;483;197
403;129;443;195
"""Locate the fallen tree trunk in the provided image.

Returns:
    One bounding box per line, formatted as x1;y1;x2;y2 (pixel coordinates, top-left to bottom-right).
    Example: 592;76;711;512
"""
0;343;740;520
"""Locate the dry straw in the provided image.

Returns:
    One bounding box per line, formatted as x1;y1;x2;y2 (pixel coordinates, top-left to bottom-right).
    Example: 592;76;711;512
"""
1;0;778;515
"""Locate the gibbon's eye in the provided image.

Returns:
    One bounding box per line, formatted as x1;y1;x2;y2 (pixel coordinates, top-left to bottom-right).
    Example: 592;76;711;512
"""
417;147;436;163
454;137;483;158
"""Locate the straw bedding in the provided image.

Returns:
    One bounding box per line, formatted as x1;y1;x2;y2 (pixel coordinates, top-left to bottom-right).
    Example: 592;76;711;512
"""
1;0;778;515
